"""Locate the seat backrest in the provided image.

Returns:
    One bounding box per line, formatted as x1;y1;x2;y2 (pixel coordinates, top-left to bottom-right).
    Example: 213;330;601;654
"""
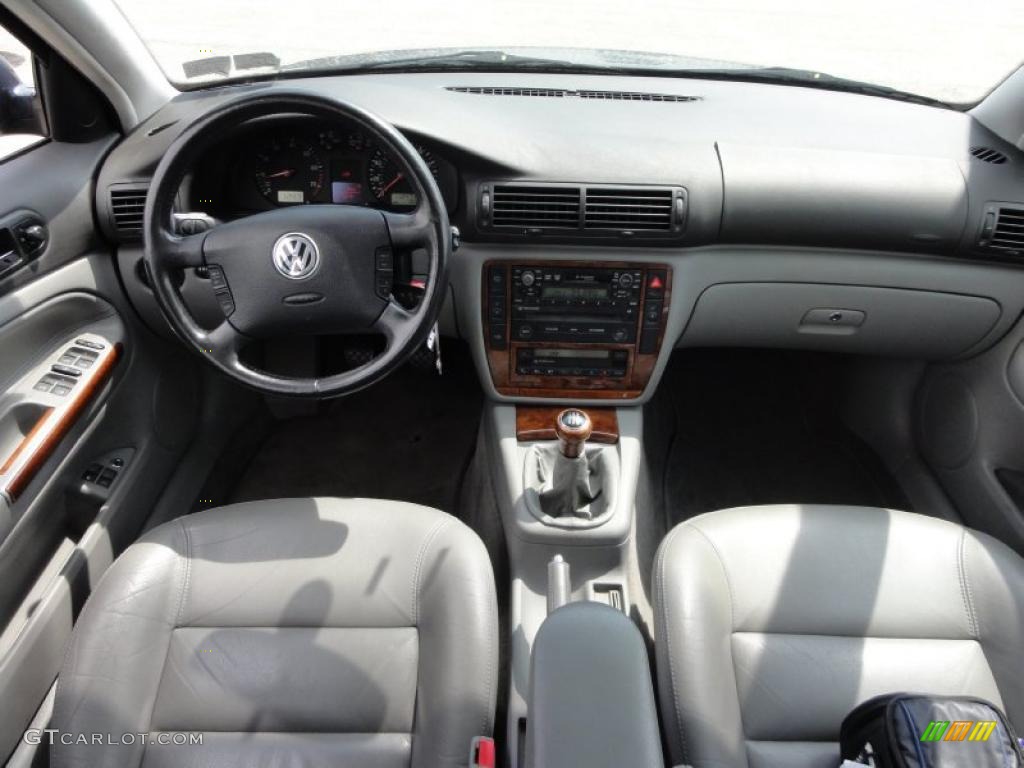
654;504;1024;768
51;498;498;768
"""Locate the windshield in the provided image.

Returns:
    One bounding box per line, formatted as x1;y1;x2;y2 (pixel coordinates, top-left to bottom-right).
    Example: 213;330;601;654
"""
114;0;1023;105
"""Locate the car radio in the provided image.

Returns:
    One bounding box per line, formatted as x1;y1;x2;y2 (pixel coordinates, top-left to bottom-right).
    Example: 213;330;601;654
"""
483;261;672;399
509;265;644;344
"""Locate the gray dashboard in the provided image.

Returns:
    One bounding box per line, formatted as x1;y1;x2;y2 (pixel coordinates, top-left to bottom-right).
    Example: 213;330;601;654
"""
94;70;1024;403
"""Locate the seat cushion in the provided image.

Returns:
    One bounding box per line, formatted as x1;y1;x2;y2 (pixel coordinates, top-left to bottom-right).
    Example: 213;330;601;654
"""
52;498;498;768
653;504;1024;768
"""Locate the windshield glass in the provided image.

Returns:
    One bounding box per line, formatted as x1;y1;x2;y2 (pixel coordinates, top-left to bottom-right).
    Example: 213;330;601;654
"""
114;0;1023;105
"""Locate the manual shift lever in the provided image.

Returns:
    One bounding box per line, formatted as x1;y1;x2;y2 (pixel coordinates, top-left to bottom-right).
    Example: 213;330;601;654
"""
555;409;592;459
532;408;601;519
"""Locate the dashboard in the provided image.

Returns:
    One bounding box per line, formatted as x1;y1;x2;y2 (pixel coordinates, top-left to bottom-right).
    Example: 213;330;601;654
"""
188;118;459;219
96;71;1024;405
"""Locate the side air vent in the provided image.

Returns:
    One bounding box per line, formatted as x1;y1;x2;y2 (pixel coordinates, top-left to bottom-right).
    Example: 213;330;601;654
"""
446;86;699;103
978;203;1024;256
970;146;1009;165
584;187;678;231
108;185;148;240
489;185;581;228
479;182;686;239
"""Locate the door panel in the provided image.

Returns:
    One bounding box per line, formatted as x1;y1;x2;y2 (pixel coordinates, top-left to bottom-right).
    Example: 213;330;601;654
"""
0;104;204;768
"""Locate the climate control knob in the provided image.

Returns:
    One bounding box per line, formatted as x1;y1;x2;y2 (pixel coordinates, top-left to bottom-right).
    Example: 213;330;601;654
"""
521;270;536;287
619;273;634;288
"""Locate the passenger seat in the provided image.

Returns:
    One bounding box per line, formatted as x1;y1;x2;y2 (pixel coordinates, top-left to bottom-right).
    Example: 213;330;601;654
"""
653;504;1024;768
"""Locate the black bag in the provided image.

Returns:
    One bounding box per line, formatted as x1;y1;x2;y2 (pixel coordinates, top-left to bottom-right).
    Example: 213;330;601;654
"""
839;693;1024;767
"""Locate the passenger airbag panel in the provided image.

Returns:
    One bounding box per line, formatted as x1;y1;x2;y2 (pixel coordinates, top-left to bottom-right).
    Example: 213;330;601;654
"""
718;144;968;253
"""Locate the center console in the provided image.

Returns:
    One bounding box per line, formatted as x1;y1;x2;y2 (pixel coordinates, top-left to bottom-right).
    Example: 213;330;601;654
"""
483;261;672;399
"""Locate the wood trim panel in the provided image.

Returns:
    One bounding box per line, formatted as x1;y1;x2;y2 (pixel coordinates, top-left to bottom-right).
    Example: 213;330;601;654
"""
483;261;673;399
516;406;619;443
0;342;121;502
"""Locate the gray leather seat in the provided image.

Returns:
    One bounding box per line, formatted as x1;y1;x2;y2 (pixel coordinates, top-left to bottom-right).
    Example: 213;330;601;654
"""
654;504;1024;768
52;498;498;768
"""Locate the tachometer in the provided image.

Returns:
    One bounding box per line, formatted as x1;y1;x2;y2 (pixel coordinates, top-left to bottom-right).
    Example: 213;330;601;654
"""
254;137;326;205
367;146;439;210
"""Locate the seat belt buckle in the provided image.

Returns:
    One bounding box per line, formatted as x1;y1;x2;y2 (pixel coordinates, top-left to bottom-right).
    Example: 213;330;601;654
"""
469;736;495;768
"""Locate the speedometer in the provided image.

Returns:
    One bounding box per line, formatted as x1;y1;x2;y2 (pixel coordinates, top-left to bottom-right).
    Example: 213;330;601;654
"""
367;146;440;210
254;137;326;205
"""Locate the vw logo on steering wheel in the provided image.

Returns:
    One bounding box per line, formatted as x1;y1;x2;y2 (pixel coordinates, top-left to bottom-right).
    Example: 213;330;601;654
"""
272;233;320;279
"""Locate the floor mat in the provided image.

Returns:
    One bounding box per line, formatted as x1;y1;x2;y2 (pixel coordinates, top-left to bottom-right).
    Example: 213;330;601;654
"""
650;350;910;529
229;344;483;513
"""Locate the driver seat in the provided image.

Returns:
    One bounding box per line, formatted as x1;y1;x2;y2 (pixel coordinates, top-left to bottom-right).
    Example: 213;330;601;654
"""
51;498;498;768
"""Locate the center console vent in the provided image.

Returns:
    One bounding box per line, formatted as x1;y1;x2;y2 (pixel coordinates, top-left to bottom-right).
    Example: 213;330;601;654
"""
584;187;678;231
490;185;581;228
978;203;1024;256
108;184;149;241
479;182;686;240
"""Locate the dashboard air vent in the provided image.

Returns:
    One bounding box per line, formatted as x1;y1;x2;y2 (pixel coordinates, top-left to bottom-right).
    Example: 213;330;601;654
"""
480;183;686;239
980;204;1024;255
970;146;1009;165
109;185;148;240
489;185;581;228
447;86;699;103
584;187;677;231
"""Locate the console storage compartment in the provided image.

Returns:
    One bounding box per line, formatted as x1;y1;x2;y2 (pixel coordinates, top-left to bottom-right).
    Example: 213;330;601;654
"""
525;602;664;768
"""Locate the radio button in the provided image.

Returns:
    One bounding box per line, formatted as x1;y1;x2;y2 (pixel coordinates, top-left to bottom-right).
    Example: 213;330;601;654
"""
521;270;537;287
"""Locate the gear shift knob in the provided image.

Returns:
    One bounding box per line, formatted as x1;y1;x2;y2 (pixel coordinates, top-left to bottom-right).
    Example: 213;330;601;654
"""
555;409;592;458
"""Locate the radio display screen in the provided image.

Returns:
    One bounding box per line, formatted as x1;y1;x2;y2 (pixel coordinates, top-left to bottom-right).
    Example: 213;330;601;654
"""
540;283;610;301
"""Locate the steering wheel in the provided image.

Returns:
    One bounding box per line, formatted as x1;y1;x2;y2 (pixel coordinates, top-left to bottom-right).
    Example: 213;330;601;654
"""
143;91;451;397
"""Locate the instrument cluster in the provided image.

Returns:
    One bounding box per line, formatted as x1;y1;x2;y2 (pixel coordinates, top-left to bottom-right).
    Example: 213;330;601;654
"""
191;118;459;217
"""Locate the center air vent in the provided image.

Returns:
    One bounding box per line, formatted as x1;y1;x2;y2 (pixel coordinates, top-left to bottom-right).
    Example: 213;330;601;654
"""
447;86;699;103
489;185;581;228
584;187;677;231
108;185;149;240
480;183;686;239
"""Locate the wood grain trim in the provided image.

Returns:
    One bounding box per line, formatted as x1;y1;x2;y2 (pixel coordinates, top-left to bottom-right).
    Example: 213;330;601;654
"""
516;406;619;443
0;343;121;502
483;261;673;400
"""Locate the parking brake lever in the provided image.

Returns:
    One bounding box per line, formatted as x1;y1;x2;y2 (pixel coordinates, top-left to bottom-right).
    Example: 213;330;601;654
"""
547;554;571;614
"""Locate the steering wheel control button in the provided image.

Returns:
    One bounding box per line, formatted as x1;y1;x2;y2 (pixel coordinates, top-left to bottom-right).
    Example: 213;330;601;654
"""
207;265;236;316
271;232;320;279
375;250;394;271
375;246;395;299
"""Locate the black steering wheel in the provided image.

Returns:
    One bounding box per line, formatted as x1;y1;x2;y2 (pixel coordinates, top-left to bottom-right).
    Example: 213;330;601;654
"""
143;91;450;397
